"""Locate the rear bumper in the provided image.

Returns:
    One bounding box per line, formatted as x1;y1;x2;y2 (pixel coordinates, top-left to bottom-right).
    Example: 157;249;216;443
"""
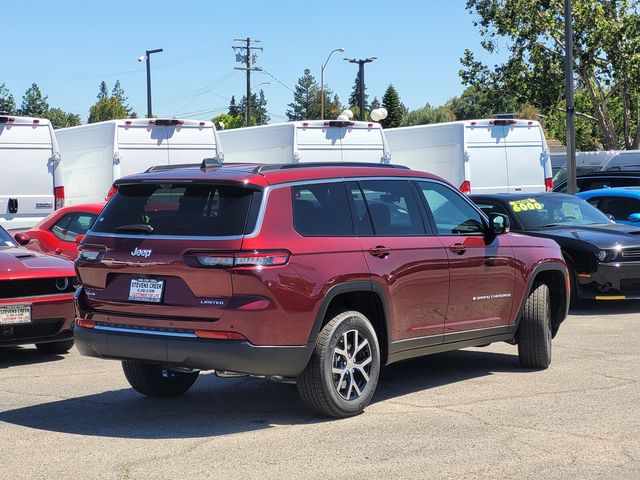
74;325;313;377
577;262;640;300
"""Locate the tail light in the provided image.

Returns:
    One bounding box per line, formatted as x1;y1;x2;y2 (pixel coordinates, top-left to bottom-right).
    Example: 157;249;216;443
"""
76;319;96;329
105;184;117;201
195;330;247;340
459;180;471;194
54;186;65;209
190;250;290;269
545;177;554;191
77;245;106;262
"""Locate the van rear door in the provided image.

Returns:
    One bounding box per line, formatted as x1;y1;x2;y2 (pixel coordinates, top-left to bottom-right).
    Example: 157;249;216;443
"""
116;121;170;177
295;123;344;162
0;117;56;230
164;120;220;165
502;121;549;193
465;123;509;193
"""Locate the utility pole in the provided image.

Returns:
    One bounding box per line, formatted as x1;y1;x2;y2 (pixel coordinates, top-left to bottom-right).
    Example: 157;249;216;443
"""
344;57;377;120
564;0;577;195
233;38;263;127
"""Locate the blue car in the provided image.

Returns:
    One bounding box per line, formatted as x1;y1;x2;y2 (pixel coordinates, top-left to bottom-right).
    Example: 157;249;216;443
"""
577;187;640;225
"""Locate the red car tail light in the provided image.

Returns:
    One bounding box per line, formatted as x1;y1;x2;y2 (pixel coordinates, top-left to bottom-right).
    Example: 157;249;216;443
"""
195;330;247;340
54;186;65;209
105;184;117;201
190;250;290;269
459;180;471;194
545;177;554;191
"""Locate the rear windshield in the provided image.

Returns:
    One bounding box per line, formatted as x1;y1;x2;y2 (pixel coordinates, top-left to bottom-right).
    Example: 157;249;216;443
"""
92;183;260;236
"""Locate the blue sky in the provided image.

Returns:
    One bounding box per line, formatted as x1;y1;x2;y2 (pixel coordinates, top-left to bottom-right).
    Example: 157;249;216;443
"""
3;0;508;122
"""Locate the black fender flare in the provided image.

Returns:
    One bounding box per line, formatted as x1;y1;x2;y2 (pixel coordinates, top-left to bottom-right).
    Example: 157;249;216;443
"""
509;262;569;338
307;281;392;350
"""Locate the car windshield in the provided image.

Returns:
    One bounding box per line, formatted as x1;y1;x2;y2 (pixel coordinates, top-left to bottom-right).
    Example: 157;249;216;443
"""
506;196;612;229
0;227;17;248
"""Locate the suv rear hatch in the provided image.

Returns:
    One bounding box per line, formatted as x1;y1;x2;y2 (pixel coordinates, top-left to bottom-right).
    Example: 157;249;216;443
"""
76;179;263;321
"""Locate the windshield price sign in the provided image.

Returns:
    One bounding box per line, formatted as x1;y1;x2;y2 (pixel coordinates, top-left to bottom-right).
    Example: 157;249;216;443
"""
509;198;543;213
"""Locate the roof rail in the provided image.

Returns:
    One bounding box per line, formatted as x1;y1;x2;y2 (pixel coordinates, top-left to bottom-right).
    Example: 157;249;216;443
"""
255;162;409;173
145;163;200;173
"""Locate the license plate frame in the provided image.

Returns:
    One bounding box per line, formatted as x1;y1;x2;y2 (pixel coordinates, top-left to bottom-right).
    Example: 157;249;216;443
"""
0;304;32;325
128;278;165;304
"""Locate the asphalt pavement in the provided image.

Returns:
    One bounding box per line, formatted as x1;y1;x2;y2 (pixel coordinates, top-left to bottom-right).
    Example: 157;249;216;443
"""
1;302;639;480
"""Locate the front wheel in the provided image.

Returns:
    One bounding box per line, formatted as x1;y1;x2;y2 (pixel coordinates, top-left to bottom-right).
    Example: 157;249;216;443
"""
517;282;552;369
122;361;199;397
297;310;381;418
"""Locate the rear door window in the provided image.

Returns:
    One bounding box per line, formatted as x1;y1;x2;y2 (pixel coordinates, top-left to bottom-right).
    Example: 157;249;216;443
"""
358;180;426;236
50;213;75;241
62;213;98;241
417;181;485;235
292;182;353;236
93;183;259;236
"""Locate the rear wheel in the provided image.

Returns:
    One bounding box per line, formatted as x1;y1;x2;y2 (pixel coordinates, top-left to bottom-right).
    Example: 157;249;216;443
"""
122;361;199;397
517;282;552;369
297;310;380;418
36;339;74;354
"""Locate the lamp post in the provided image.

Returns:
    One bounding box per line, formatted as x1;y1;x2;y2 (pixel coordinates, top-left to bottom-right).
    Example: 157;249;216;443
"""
137;48;163;118
344;57;377;120
320;48;345;120
564;0;576;195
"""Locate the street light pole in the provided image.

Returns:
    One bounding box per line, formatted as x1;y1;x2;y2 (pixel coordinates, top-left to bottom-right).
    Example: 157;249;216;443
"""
344;57;377;120
139;48;163;118
320;48;345;120
564;0;577;195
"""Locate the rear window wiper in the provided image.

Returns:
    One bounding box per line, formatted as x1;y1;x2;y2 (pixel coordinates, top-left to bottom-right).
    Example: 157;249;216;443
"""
116;224;154;234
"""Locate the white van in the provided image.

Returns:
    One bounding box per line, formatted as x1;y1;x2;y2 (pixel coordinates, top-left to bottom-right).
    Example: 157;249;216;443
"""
55;119;223;205
384;119;553;194
217;120;390;164
0;115;64;230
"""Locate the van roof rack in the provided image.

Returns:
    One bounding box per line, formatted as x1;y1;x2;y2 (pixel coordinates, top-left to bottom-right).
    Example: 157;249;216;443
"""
255;162;408;173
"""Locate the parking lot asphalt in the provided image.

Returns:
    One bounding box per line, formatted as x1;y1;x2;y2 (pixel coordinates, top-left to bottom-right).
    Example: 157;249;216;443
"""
1;302;639;480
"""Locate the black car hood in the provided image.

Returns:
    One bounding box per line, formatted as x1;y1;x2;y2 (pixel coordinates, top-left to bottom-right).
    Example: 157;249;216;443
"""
524;223;640;251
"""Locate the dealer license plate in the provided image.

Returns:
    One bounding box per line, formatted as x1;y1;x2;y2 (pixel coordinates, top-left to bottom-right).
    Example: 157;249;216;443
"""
0;304;32;325
128;278;165;303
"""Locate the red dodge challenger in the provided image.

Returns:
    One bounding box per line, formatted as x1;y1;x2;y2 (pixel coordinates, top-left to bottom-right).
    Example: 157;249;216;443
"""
0;224;77;354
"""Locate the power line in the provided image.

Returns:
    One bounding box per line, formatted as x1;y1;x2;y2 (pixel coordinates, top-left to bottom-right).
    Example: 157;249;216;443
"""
260;69;295;93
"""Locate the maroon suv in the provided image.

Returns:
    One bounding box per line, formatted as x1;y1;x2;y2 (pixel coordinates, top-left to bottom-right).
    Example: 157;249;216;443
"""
74;162;569;417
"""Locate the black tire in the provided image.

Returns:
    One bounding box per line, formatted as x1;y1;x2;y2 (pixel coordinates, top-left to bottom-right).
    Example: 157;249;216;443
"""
517;282;552;369
122;361;199;397
297;310;380;418
35;339;74;354
567;263;582;309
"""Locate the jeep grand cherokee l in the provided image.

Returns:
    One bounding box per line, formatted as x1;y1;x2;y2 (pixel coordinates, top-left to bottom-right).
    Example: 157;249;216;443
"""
74;162;569;418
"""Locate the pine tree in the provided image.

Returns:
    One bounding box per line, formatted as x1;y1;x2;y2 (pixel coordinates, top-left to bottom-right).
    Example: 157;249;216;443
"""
88;97;130;123
380;84;404;128
98;81;109;100
111;80;136;118
348;71;369;114
46;108;81;129
0;83;16;114
238;90;270;126
18;83;49;118
228;96;239;116
370;97;381;111
286;69;319;121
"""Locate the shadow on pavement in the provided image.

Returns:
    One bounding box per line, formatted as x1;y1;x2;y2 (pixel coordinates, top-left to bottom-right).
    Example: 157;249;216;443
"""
0;346;67;369
0;349;526;439
569;299;640;316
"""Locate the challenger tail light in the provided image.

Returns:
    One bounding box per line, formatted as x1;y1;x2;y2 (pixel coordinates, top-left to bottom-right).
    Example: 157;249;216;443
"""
105;185;117;201
545;177;554;191
190;250;290;268
54;186;65;209
459;180;471;194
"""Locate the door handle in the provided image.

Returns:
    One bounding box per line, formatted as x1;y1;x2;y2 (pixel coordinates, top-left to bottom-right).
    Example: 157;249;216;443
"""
449;243;467;255
368;245;391;258
8;198;18;214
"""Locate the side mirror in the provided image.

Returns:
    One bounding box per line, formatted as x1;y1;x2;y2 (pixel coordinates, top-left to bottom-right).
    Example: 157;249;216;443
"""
607;214;616;221
14;232;30;245
75;234;85;245
628;213;640;223
489;213;510;235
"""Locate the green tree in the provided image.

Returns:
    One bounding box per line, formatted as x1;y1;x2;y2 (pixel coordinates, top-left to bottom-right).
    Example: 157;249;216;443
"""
464;0;640;150
446;85;499;120
228;96;239;116
287;69;319;121
0;83;16;114
88;97;130;123
97;81;109;100
211;113;245;130
18;83;49;117
402;104;455;127
348;70;369;115
239;89;270;125
370;97;381;111
380;84;404;128
111;80;136;118
46;108;81;129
